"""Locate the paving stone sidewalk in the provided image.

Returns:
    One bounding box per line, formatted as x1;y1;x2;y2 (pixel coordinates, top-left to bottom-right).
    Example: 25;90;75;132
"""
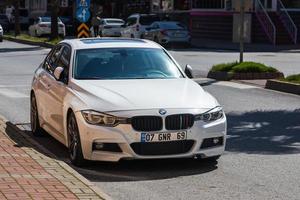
0;117;109;200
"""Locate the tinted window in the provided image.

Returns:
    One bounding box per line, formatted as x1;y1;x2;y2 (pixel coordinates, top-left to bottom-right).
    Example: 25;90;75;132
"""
139;15;160;25
159;22;186;30
74;48;182;80
106;19;124;24
40;17;62;23
126;17;137;26
45;46;63;74
57;46;71;83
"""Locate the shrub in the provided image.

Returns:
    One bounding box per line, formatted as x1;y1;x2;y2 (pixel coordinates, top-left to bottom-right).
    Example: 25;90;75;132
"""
280;74;300;84
231;62;278;73
210;62;238;72
210;61;279;73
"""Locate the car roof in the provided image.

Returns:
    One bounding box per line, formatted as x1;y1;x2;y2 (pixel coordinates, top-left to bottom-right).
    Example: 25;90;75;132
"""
60;38;161;50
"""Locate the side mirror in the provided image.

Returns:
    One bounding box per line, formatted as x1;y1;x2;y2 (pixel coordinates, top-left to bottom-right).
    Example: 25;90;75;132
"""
54;67;64;80
184;64;194;79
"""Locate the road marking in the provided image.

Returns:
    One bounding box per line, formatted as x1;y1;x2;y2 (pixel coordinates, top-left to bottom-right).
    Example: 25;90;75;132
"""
0;88;29;98
213;81;258;89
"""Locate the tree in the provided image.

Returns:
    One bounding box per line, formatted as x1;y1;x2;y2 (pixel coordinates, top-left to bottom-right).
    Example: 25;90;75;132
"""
50;0;59;39
239;0;245;63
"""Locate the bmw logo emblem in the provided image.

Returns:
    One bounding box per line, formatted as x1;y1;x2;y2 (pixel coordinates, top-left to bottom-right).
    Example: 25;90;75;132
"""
159;109;167;115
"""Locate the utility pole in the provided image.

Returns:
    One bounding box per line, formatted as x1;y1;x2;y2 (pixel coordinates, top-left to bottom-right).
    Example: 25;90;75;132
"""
239;0;245;63
14;0;21;36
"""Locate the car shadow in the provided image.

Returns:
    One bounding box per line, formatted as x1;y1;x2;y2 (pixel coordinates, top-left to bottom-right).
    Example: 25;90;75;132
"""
226;109;300;154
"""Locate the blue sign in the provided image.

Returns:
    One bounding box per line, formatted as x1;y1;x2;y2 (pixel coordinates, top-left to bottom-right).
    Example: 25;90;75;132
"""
76;0;90;23
76;0;90;8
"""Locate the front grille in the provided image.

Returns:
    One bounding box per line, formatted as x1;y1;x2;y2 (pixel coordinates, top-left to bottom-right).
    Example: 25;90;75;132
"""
131;116;163;132
130;140;194;156
165;114;194;130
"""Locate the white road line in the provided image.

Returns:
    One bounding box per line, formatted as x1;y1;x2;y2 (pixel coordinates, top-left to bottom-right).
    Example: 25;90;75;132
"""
0;88;29;98
213;81;258;89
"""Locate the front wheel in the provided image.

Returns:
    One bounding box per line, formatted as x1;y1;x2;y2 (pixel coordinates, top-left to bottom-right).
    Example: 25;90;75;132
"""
67;112;86;167
30;93;44;136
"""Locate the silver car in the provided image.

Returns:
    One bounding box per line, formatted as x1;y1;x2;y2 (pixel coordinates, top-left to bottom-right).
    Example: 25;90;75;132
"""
143;21;190;45
0;25;3;42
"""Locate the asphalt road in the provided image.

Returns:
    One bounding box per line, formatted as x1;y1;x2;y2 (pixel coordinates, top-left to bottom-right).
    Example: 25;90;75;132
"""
0;40;300;200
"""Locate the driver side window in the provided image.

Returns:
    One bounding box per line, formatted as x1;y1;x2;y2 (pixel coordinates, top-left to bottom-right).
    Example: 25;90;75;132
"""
44;45;63;75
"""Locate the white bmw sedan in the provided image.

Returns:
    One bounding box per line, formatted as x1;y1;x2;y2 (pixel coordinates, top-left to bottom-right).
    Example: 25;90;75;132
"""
31;38;226;166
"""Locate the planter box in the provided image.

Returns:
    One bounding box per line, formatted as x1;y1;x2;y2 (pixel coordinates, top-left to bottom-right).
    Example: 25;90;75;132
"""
265;80;300;95
208;71;284;81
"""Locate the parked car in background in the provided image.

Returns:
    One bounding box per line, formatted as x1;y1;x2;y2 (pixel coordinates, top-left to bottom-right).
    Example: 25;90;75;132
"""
0;25;3;42
29;16;65;37
59;16;74;36
122;14;159;38
0;14;10;32
99;18;124;37
143;21;190;45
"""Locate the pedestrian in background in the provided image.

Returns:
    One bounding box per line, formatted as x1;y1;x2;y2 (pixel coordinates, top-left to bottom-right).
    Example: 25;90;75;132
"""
91;14;100;37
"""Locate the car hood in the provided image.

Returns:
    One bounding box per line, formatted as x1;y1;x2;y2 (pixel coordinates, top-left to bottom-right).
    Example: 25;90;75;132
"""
71;78;219;112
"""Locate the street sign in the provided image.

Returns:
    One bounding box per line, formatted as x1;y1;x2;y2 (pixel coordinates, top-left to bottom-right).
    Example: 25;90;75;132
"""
77;23;89;38
76;0;91;23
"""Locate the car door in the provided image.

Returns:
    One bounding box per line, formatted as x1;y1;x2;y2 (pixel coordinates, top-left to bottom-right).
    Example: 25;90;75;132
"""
38;45;65;137
46;44;71;142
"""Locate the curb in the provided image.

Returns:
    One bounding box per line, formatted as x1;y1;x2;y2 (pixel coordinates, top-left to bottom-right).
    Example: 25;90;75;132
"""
0;114;112;200
3;35;55;48
265;79;300;95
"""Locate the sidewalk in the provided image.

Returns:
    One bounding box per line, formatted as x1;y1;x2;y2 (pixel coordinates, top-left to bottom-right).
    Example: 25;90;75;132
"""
0;116;110;200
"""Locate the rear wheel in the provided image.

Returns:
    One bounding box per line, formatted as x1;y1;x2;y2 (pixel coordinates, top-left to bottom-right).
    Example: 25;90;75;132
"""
30;93;44;136
67;112;86;167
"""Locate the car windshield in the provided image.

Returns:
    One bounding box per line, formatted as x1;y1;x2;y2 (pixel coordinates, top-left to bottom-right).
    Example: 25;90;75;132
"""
74;48;183;80
159;22;186;30
106;19;124;24
41;17;62;23
140;16;160;25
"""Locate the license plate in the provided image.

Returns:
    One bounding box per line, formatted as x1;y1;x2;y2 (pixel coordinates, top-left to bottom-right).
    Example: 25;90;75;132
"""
141;132;187;142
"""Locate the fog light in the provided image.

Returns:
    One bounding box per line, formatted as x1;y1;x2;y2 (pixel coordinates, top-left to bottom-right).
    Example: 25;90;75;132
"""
94;142;104;150
213;138;220;144
200;137;223;149
92;142;122;152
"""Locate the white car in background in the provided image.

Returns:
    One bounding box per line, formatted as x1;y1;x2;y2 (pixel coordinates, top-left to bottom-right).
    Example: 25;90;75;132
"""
99;18;124;37
30;38;226;166
29;16;65;37
0;25;3;42
122;14;159;38
143;21;190;45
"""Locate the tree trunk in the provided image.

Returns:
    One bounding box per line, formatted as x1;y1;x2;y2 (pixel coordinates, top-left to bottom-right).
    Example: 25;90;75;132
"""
51;0;59;39
14;0;21;36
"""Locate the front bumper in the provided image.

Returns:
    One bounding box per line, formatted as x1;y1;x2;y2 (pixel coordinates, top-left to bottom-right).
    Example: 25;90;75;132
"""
75;110;226;162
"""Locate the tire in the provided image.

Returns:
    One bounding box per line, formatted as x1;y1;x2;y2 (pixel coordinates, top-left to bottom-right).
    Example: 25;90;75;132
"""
67;111;86;167
0;37;2;42
154;36;159;44
30;93;44;136
131;34;134;38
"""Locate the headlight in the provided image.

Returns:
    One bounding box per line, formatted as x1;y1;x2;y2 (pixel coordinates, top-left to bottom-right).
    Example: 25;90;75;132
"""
81;110;127;127
194;106;224;122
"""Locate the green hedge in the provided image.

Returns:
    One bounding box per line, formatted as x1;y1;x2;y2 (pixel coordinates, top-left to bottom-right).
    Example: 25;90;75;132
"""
211;61;279;73
280;74;300;84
